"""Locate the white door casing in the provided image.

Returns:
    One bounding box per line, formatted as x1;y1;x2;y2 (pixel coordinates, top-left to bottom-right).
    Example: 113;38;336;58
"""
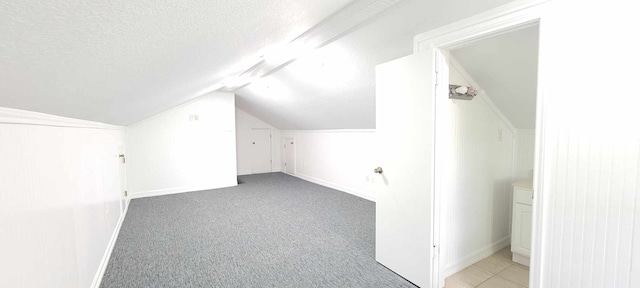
250;129;272;174
117;145;127;213
375;50;435;288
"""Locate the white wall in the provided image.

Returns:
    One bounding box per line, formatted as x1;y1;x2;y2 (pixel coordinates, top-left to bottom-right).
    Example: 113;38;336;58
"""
0;108;126;288
535;1;640;287
280;130;376;201
126;92;237;198
235;108;282;175
515;129;535;181
442;63;515;276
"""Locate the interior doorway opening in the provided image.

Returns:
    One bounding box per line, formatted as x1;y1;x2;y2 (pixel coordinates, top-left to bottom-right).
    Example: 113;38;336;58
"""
430;20;541;287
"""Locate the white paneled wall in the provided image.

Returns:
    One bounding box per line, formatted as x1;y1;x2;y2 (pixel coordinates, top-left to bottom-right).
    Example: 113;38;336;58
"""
515;129;535;180
280;130;376;201
442;64;515;276
0;108;125;288
126;92;237;198
236;108;281;175
535;1;640;286
543;134;639;287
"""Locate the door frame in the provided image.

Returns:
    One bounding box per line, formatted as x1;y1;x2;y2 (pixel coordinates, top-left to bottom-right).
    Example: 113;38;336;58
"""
117;144;128;213
413;0;549;287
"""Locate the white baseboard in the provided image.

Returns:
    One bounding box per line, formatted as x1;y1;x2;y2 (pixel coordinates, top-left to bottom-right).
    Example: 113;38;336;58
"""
91;200;130;288
512;252;530;266
130;182;237;199
443;236;511;278
292;173;376;202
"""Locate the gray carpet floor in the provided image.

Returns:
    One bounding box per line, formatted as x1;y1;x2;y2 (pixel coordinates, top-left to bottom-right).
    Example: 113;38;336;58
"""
101;172;417;288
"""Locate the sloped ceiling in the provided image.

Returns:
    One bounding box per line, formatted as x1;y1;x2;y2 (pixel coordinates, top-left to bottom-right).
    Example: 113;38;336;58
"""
451;25;539;129
0;0;516;128
236;0;517;129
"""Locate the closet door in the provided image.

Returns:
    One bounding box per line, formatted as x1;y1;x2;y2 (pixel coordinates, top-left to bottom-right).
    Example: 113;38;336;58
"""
374;50;435;288
250;129;272;174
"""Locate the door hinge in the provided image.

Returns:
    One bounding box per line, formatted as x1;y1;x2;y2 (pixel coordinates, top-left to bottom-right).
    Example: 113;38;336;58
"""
124;191;128;197
435;71;439;86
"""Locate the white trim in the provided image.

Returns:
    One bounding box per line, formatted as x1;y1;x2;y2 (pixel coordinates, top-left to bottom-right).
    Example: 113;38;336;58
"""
512;252;530;267
130;183;237;199
414;0;547;52
448;56;517;135
413;1;548;287
293;173;376;202
91;198;130;288
442;236;511;278
0;107;123;130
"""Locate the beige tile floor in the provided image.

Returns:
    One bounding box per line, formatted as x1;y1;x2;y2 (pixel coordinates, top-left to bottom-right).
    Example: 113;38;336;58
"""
445;247;529;288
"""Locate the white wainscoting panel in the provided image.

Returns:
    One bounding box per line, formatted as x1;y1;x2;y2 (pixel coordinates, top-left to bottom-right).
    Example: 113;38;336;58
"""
534;0;640;286
442;63;515;276
542;134;639;287
515;129;535;180
0;109;126;288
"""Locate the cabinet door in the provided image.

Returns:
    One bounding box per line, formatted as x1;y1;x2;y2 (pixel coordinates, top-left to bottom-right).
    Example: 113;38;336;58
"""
512;203;533;256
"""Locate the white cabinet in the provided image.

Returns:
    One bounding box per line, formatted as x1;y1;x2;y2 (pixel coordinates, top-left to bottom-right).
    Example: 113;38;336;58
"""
511;182;533;266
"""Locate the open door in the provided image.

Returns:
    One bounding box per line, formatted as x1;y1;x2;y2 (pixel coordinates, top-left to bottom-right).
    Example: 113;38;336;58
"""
375;50;435;288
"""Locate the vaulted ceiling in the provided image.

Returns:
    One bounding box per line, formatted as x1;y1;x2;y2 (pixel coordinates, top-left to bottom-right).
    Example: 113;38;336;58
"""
0;0;516;128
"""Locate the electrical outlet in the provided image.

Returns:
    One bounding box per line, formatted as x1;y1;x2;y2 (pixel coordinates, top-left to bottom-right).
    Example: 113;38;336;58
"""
497;128;503;142
365;175;370;182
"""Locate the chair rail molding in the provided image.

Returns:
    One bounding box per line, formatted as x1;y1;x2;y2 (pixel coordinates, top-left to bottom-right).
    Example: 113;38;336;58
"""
0;107;124;130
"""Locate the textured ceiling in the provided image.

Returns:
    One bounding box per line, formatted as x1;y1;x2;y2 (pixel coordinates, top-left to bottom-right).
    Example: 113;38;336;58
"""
1;0;517;128
0;0;352;125
451;25;539;129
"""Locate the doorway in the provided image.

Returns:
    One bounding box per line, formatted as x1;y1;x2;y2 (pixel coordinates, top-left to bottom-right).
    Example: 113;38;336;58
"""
406;3;547;287
437;24;539;288
250;128;272;174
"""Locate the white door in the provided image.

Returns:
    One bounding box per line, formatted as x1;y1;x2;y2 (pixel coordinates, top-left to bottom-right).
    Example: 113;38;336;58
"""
375;51;434;288
284;138;295;175
117;145;127;213
250;129;272;174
